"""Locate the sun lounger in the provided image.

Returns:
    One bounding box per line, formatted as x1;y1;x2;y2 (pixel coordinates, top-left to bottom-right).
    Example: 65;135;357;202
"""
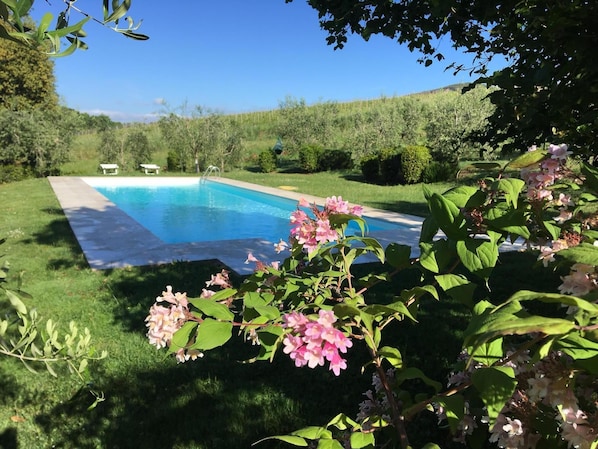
99;163;119;175
140;164;160;175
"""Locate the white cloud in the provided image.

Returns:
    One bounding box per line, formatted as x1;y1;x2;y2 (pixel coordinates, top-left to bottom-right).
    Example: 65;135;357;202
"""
82;109;160;123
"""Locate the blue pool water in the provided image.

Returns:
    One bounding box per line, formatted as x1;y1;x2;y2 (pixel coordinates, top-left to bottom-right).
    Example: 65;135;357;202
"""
93;181;399;244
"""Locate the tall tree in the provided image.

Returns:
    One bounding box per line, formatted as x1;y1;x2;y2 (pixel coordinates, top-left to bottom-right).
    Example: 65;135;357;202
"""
291;0;598;160
0;36;57;110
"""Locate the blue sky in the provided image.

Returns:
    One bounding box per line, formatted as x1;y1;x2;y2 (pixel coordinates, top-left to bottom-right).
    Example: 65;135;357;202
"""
33;1;504;122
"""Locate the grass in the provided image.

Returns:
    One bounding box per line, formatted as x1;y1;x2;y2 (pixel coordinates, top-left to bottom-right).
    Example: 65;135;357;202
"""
0;173;559;449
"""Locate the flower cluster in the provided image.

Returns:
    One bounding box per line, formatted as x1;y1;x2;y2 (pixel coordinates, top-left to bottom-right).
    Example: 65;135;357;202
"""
356;369;396;430
145;286;203;363
521;144;571;203
520;144;598;299
290;196;363;253
436;350;598;449
281;310;353;376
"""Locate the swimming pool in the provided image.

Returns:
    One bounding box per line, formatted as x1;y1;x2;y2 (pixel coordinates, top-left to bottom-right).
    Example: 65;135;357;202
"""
88;179;399;244
49;177;426;272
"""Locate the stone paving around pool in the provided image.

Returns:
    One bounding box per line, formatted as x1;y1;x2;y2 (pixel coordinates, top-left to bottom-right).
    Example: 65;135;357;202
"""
48;176;521;275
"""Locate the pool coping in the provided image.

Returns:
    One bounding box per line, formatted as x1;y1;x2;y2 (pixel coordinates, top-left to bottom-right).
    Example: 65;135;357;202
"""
48;176;426;274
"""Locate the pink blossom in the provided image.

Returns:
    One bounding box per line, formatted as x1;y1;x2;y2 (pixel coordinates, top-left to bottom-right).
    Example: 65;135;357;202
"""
548;143;572;160
559;264;597;296
283;311;309;330
554;208;573;224
317;309;337;327
328;350;348;376
157;285;188;308
555;193;573;207
325;196;351;214
315;218;338;243
349;205;364;216
540;158;561;174
274;239;289;253
298;197;311;208
206;270;230;288
145;302;188;349
281;311;352;376
245;252;258;264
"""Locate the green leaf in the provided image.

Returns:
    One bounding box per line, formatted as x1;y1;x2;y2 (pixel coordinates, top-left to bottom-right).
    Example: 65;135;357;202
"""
385;243;411;269
495;178;525;208
471;366;517;425
316;439;343;449
470;338;504;366
505;150;547;169
443;185;485;208
103;0;131;23
432;394;464;434
169;321;198;352
542;220;562;241
292;426;332;439
506;290;598;314
192;318;232;351
557;333;598;361
255;435;308;446
326;413;358;430
456;239;498;281
556;243;598;266
378;346;403;369
349;431;375;449
333;303;362;320
188;297;234;320
427;193;466;239
255;325;284;361
434;273;476;306
419;240;454;274
485;206;531;240
464;308;576;351
420;215;439;243
6;289;26;314
395;367;442;392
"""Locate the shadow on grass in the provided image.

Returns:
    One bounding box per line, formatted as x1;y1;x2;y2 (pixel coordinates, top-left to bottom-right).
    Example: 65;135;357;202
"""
27;207;89;271
34;337;372;449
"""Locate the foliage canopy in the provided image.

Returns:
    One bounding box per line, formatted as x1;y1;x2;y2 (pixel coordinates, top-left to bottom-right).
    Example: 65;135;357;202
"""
292;0;598;160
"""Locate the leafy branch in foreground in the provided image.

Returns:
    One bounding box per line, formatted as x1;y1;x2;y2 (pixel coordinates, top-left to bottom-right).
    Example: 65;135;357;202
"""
0;0;148;57
0;240;107;407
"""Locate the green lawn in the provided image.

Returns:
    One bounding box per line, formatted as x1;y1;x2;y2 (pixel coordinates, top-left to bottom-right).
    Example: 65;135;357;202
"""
0;174;557;449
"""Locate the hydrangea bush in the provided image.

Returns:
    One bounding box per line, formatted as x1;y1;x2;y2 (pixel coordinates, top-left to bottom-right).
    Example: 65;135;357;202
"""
146;145;598;449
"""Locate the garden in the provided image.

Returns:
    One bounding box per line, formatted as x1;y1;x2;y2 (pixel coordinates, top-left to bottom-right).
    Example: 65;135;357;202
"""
1;1;598;448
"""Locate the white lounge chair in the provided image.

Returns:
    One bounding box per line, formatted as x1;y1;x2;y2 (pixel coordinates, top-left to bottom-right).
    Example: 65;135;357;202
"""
140;164;160;175
99;163;119;175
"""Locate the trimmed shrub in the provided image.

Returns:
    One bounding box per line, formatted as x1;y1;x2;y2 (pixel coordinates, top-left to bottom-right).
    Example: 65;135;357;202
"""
258;149;277;173
360;154;380;183
400;145;431;184
378;148;402;185
299;144;323;173
422;160;457;183
319;149;353;171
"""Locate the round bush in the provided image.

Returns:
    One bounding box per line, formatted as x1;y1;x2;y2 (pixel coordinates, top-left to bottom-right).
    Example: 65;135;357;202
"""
319;149;354;171
299;144;323;173
360;154;380;183
258;149;277;173
400;145;431;184
378;148;402;185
